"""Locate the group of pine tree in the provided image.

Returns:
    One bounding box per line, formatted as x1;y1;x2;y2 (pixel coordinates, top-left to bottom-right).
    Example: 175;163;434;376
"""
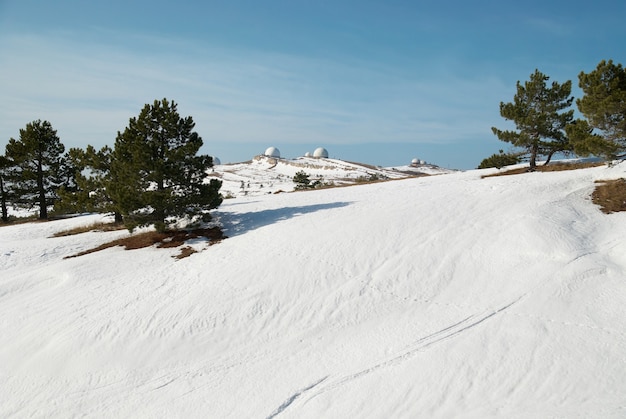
482;59;626;169
0;99;222;231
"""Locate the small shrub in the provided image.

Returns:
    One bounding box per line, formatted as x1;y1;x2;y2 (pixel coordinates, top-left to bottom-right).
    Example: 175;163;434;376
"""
355;173;386;183
478;150;522;169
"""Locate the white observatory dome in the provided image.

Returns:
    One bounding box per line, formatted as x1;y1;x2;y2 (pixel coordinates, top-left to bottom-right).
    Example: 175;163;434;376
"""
264;147;281;158
212;156;221;165
411;158;419;165
304;151;311;157
313;147;329;158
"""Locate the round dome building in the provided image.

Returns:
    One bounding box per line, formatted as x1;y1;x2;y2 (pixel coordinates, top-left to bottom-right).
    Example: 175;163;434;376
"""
313;147;329;158
264;147;281;158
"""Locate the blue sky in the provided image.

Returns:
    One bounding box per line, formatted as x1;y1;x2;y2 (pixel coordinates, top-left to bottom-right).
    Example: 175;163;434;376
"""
1;0;624;169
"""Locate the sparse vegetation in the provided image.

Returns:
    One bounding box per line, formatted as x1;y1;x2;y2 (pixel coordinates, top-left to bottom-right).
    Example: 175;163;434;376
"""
344;161;380;171
52;221;126;237
355;173;386;183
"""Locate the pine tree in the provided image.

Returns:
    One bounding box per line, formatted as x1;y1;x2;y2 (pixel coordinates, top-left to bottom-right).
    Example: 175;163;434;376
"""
109;99;222;232
565;118;619;160
55;145;121;220
492;70;574;171
293;170;312;190
4;120;66;219
569;60;626;159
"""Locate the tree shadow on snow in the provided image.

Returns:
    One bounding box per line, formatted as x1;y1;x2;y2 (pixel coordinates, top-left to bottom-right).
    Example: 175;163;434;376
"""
218;201;352;237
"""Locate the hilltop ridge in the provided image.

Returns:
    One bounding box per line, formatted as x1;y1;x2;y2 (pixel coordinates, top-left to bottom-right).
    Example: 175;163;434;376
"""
212;155;454;197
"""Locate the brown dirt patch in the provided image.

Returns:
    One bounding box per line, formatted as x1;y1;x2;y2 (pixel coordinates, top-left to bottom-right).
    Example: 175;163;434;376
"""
482;161;605;178
592;178;626;214
65;227;226;259
175;246;198;260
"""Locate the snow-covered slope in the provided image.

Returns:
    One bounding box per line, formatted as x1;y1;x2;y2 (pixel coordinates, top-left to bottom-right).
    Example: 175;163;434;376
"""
1;162;626;418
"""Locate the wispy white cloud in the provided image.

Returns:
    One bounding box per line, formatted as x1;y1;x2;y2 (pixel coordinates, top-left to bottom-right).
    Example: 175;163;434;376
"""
0;29;507;157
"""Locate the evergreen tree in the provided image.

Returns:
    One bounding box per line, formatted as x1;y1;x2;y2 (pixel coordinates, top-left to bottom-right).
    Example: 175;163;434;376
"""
566;118;620;160
293;170;312;190
492;70;574;171
54;147;90;214
569;60;626;159
4;120;66;219
55;145;121;221
109;99;222;232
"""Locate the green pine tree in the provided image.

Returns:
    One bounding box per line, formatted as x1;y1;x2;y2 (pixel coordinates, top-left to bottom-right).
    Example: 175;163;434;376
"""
568;60;626;160
109;99;222;232
566;118;619;160
492;70;574;171
293;170;312;190
4;120;66;219
55;145;121;221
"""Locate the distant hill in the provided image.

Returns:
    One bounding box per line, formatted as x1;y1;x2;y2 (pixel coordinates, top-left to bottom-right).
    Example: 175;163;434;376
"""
212;155;455;197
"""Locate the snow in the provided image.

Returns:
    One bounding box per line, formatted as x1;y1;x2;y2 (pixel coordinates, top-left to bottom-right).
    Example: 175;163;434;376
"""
216;155;452;198
1;161;626;418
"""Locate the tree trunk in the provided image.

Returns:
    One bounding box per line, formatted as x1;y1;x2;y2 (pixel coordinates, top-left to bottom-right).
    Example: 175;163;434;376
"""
155;177;166;230
543;151;555;166
0;175;8;223
528;144;538;172
37;160;47;219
